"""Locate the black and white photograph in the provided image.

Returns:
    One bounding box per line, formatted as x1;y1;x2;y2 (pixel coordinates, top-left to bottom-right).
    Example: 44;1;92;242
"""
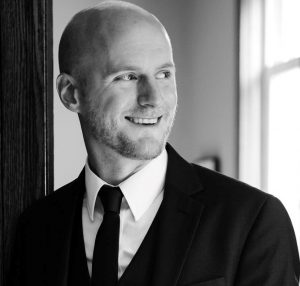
1;0;299;285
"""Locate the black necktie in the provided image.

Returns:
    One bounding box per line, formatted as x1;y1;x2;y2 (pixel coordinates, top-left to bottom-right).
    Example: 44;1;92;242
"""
91;185;123;286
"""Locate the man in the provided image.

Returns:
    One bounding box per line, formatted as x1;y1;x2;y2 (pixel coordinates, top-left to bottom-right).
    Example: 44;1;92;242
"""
10;1;300;286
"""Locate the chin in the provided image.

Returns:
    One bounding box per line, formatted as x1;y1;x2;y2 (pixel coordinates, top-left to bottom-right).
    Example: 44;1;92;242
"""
135;139;165;160
117;135;166;161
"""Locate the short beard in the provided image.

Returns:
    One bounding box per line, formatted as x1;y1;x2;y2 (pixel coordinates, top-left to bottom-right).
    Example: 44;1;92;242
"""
85;111;174;161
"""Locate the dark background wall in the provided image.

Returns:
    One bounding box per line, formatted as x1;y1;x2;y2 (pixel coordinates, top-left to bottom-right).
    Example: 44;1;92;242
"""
0;1;53;284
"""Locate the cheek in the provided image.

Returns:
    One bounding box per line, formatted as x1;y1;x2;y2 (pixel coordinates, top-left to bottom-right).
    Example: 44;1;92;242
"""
161;84;177;109
100;91;129;118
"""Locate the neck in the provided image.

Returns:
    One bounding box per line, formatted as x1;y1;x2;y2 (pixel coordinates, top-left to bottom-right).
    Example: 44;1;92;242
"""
86;142;150;186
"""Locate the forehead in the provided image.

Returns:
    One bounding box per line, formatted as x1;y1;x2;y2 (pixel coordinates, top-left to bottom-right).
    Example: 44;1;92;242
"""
88;20;173;76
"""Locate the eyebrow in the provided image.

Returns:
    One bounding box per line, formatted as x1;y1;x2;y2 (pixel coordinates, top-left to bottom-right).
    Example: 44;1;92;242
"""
106;62;176;77
157;62;176;70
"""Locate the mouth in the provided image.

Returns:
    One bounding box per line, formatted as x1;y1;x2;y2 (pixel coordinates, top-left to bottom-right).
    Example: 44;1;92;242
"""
125;116;162;126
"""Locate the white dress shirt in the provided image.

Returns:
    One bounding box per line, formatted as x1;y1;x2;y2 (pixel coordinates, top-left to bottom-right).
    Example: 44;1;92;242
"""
82;149;168;278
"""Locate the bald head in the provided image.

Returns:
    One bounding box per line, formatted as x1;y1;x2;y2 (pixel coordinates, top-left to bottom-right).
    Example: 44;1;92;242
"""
58;1;171;84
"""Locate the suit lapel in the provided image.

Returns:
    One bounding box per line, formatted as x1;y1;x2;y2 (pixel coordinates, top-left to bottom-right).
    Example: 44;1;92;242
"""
152;144;205;286
44;169;85;286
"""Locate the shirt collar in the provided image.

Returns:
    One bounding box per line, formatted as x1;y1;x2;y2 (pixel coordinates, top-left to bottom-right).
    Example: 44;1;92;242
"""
85;149;168;222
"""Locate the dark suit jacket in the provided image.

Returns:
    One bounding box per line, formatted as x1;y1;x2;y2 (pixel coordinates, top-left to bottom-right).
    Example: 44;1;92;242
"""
10;144;300;286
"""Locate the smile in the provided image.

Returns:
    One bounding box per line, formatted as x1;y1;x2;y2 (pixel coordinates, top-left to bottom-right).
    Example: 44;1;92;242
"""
125;116;162;125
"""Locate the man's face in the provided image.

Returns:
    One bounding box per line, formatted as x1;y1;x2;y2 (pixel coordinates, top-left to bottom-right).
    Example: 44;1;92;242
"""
79;21;177;160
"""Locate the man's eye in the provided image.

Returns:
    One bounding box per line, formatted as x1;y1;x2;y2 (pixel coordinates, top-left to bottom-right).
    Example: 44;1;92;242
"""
156;71;171;79
115;73;137;81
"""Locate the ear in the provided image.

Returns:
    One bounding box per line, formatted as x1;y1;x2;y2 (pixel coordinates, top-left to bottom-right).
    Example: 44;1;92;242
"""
56;73;82;113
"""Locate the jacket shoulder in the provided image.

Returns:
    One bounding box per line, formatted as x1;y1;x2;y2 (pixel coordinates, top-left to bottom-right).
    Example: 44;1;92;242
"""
190;164;296;249
191;163;279;213
19;177;80;224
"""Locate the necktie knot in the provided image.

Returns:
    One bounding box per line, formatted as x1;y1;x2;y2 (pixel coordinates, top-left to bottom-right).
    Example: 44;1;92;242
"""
99;185;123;214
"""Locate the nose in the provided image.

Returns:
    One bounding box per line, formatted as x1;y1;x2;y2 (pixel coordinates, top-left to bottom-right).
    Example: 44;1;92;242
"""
137;76;161;107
